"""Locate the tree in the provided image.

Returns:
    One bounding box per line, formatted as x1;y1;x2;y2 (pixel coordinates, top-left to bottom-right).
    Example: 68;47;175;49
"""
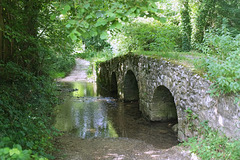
51;0;162;42
192;0;216;44
180;0;191;51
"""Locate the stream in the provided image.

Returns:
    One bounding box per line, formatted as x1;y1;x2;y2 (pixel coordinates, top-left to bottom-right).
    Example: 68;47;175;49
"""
53;59;195;160
54;81;178;149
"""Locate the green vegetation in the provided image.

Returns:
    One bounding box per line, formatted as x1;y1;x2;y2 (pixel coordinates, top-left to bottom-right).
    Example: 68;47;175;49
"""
0;140;47;160
110;20;182;53
195;29;240;98
184;108;198;131
180;0;191;51
0;0;75;159
0;0;239;159
183;121;240;160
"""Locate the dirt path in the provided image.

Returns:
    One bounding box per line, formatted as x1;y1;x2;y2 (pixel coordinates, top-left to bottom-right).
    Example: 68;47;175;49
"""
58;59;91;82
55;59;198;160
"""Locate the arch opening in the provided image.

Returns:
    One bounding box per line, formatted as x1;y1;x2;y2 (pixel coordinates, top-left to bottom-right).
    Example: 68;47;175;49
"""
151;85;177;122
110;72;118;98
124;70;139;102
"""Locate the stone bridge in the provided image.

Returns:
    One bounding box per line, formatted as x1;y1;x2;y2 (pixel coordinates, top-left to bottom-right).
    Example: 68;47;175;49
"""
97;53;240;141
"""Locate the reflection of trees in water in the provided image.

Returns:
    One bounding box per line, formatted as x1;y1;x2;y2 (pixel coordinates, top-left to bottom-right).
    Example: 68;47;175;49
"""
71;100;113;138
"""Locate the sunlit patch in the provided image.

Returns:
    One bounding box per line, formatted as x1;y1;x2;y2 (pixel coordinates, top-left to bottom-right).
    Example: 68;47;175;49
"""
144;151;157;154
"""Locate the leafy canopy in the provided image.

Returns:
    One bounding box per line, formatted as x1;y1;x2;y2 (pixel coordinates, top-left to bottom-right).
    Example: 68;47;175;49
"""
51;0;164;41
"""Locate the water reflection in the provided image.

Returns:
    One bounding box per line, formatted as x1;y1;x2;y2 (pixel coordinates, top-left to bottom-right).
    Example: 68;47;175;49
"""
55;82;118;138
54;82;178;149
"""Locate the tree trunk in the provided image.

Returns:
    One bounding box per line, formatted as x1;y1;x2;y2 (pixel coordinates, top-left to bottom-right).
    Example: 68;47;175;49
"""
180;0;191;51
193;0;216;44
0;0;3;61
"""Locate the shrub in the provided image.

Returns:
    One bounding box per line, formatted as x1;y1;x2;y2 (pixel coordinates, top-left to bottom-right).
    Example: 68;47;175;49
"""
0;62;60;158
195;29;240;97
183;121;240;160
108;19;182;54
0;139;47;160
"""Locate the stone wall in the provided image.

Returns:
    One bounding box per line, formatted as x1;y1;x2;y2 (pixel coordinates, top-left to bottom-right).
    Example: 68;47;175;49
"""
97;54;240;142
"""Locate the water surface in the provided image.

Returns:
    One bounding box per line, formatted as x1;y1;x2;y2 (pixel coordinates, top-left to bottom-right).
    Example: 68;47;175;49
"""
54;81;178;149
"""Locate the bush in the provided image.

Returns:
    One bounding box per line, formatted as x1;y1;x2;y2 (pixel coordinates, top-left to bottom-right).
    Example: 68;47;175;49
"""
195;29;240;97
197;29;240;60
108;19;182;54
0;139;47;160
183;121;240;160
0;62;60;158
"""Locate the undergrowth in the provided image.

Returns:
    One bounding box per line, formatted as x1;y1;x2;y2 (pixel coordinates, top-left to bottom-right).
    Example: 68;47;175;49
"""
0;62;62;159
195;29;240;102
183;121;240;160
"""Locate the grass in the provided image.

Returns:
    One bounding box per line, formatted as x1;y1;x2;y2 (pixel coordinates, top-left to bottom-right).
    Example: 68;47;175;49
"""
49;71;66;79
133;51;206;76
135;51;204;67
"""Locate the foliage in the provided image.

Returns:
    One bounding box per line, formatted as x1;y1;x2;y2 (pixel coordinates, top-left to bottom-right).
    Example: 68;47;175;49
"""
109;19;181;54
0;0;167;158
82;35;111;53
211;0;240;35
192;0;240;46
184;108;198;131
51;0;163;42
195;29;240;97
0;62;60;158
49;54;76;79
0;139;47;160
192;0;216;44
183;121;240;160
180;0;191;51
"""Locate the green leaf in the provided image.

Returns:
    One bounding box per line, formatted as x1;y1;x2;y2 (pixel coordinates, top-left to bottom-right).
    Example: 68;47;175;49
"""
95;18;108;27
100;31;108;39
68;20;76;24
84;3;90;9
66;24;71;28
89;30;98;37
159;17;167;23
86;14;93;20
110;22;122;30
70;33;77;41
3;147;10;154
9;148;20;156
61;10;67;15
50;14;56;21
80;21;89;28
64;4;71;12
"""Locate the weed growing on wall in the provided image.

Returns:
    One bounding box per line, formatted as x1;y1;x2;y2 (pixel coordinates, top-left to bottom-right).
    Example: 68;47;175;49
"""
184;108;198;131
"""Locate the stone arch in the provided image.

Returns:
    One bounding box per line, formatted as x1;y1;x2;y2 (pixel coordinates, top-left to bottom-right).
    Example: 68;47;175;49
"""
150;85;177;122
110;72;118;98
124;70;139;102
